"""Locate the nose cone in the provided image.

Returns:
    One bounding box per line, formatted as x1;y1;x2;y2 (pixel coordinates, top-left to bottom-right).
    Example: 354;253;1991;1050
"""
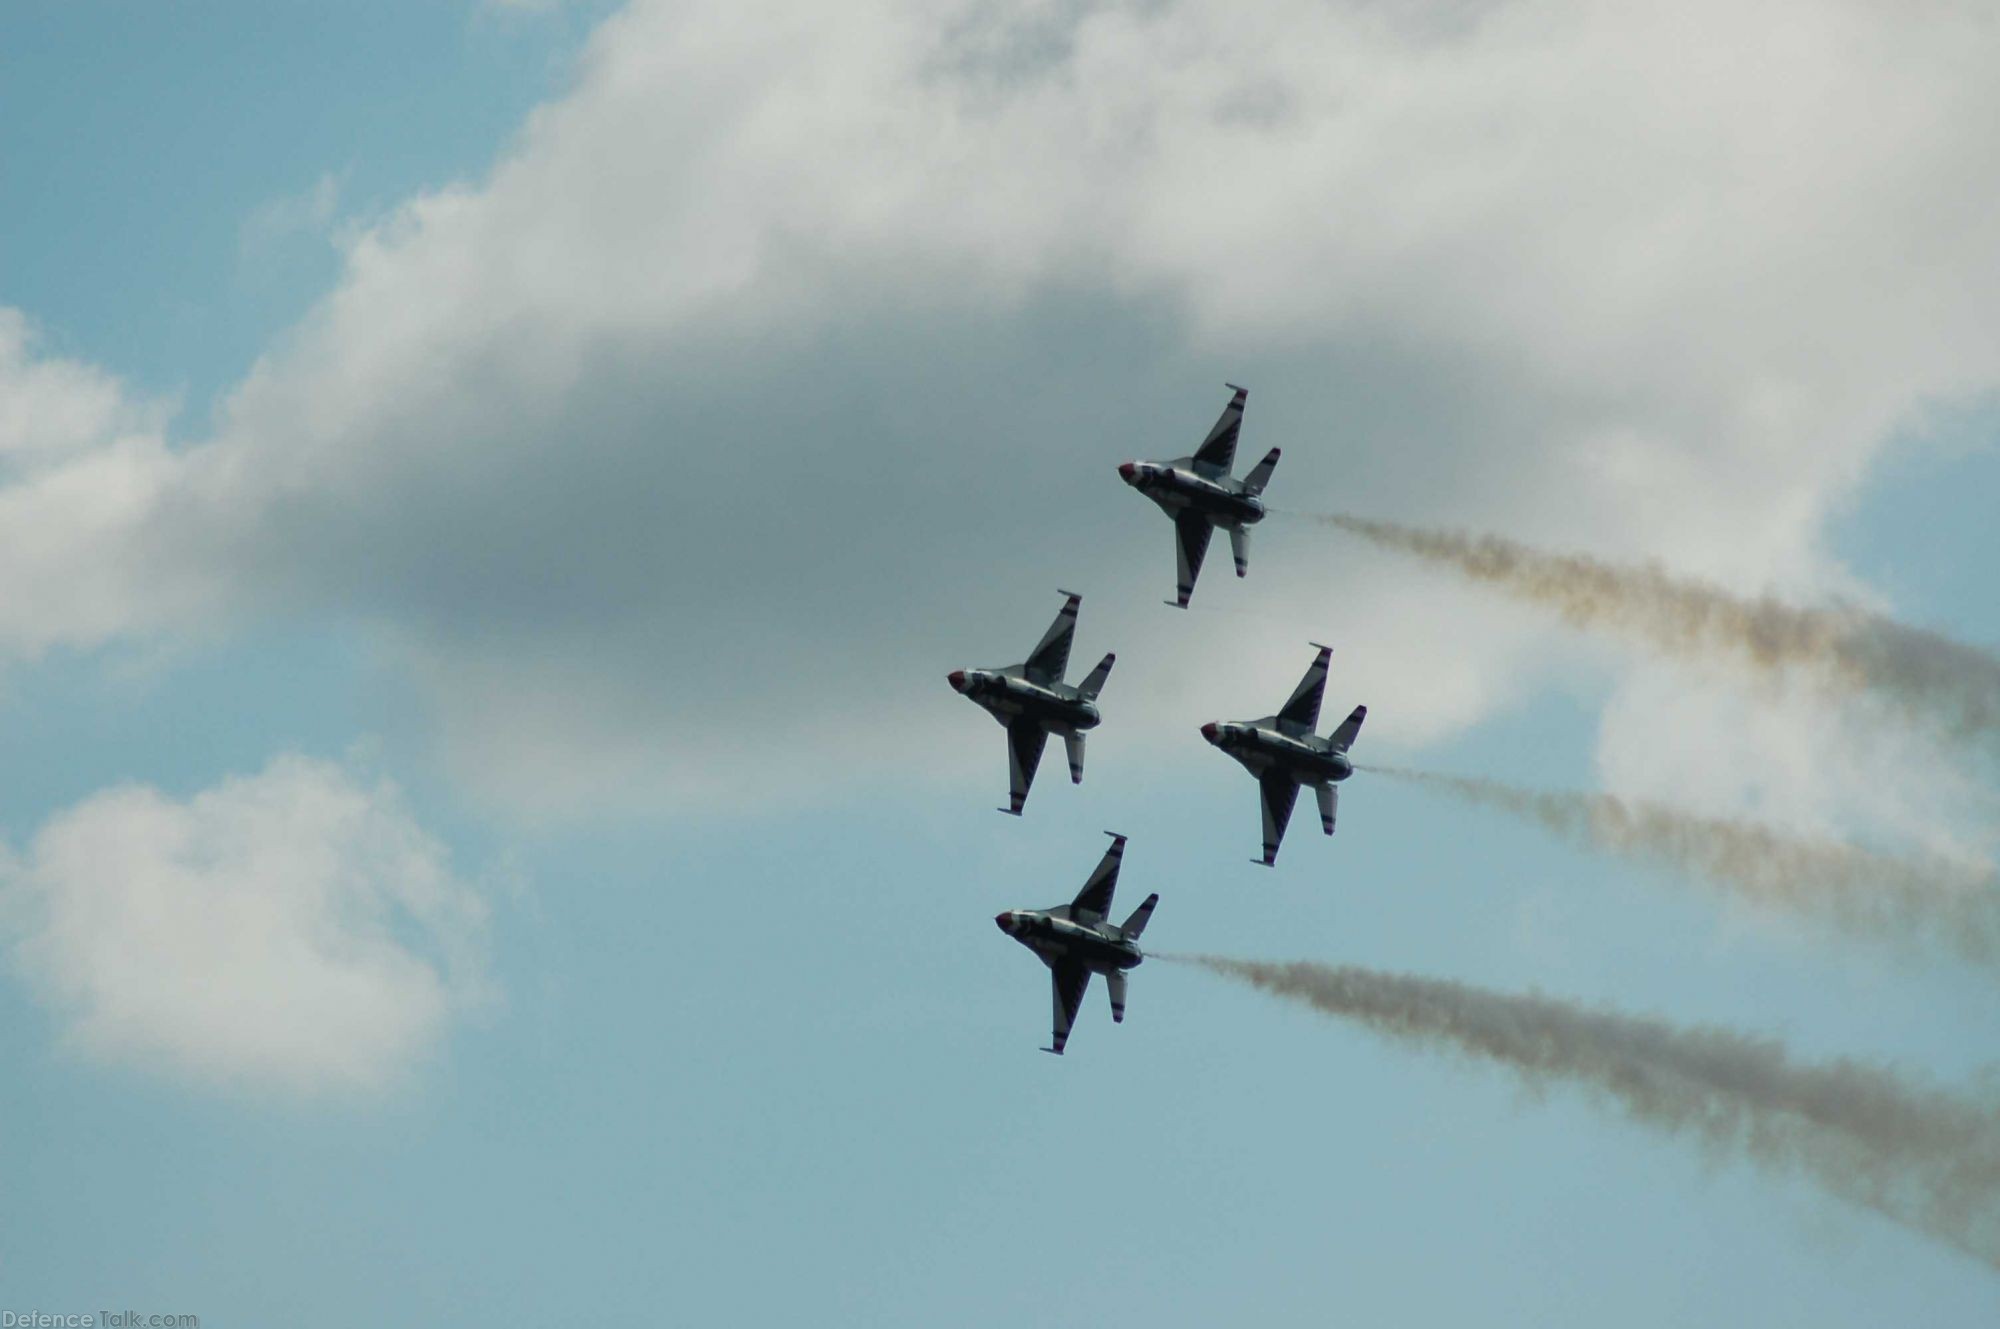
1118;461;1137;483
948;669;967;693
1200;721;1220;743
994;911;1013;932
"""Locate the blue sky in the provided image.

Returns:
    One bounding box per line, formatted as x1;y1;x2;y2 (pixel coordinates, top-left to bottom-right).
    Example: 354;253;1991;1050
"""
3;3;1999;1325
0;1;610;411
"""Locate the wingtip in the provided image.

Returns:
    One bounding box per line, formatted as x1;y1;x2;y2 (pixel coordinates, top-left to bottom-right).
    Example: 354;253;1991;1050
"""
1104;830;1127;845
999;806;1024;817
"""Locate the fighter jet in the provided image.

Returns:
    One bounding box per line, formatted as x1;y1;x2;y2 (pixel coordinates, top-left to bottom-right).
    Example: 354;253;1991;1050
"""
995;832;1158;1055
1201;644;1367;866
1117;385;1281;608
948;591;1115;815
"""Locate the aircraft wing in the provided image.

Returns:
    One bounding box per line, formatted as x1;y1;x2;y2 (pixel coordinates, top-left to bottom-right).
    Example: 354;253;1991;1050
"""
1277;644;1332;733
1190;384;1247;477
1172;512;1214;608
1258;773;1301;866
1004;720;1049;816
1049;960;1092;1054
1021;591;1080;684
1069;832;1127;923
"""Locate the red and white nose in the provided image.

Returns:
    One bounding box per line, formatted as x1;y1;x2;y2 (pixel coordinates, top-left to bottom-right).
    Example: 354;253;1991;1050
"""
1117;461;1137;482
948;670;967;692
994;911;1015;932
1200;721;1220;743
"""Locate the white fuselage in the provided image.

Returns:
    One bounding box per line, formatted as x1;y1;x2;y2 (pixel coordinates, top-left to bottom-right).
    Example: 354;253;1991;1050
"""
1122;463;1265;529
958;670;1100;734
1208;722;1351;785
996;909;1142;974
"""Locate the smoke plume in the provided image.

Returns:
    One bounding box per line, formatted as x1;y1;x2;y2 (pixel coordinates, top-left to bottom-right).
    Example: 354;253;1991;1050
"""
1305;513;2000;741
1185;955;2000;1266
1365;765;2000;971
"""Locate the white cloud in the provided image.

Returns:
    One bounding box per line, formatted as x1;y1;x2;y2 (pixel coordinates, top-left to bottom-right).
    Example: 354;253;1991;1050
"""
1598;661;2000;853
2;0;1998;832
1;755;489;1095
0;308;167;468
0;310;209;657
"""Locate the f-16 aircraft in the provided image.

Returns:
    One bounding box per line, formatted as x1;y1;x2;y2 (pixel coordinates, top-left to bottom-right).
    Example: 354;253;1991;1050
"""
1201;644;1367;866
995;832;1158;1055
948;591;1115;815
1117;385;1281;608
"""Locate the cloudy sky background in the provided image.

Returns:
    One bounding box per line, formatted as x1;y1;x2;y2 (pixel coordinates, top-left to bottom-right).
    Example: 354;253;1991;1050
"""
4;1;1999;1323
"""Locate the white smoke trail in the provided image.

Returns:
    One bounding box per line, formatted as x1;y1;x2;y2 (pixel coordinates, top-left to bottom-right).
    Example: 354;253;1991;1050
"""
1301;513;2000;742
1364;765;2000;971
1183;955;2000;1267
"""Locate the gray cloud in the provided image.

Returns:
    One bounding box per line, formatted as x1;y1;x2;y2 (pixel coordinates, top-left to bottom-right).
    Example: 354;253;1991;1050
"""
4;0;2000;821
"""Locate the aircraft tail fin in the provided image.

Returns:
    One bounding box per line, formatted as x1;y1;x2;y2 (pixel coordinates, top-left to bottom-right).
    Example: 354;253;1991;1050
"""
1106;969;1129;1023
1229;526;1250;578
1064;733;1086;784
1329;703;1367;751
1077;651;1115;700
1242;446;1281;495
1316;783;1338;836
1120;892;1159;940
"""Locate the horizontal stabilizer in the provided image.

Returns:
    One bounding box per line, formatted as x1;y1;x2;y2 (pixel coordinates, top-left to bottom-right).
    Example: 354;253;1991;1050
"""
1064;733;1086;784
1229;525;1250;578
1242;446;1281;495
1316;783;1338;836
1329;704;1367;751
1078;652;1115;700
1106;969;1128;1023
1120;892;1159;939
